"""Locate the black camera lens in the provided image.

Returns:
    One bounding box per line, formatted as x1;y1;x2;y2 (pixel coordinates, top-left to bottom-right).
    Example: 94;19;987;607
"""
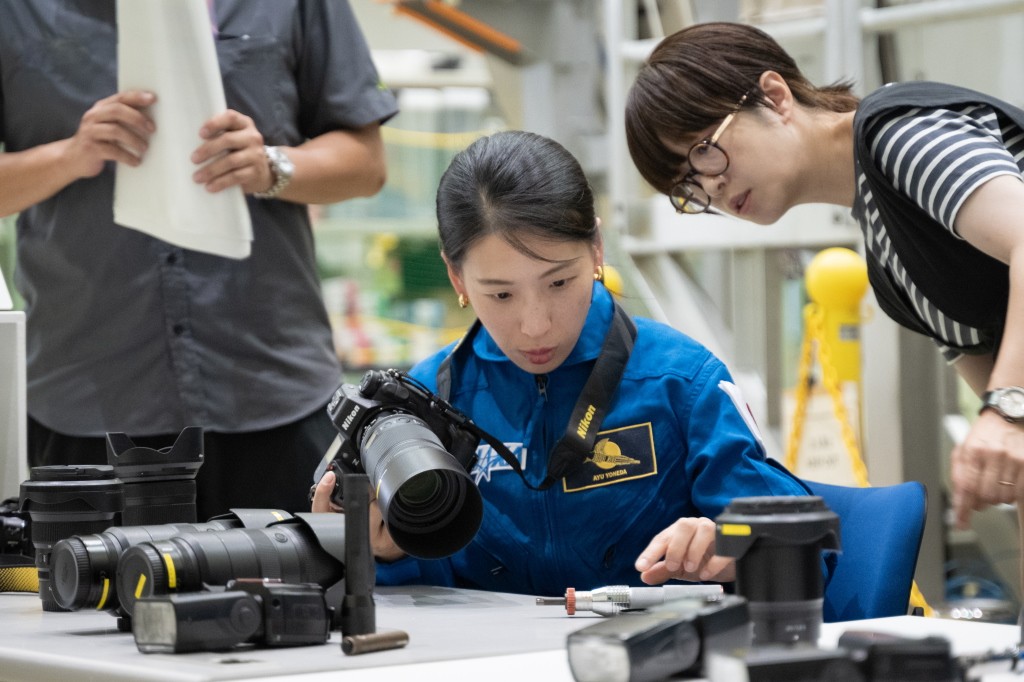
50;508;292;613
107;427;204;526
715;496;840;646
51;519;237;612
115;514;346;617
19;465;124;612
360;413;483;559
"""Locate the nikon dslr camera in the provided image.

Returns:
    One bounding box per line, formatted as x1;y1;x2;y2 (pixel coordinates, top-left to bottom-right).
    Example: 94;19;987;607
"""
315;369;483;559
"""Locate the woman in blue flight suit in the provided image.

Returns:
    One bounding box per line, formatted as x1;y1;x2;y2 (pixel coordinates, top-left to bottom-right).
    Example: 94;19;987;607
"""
314;130;809;597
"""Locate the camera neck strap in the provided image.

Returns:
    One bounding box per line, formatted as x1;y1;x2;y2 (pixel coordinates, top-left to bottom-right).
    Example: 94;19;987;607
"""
437;300;637;491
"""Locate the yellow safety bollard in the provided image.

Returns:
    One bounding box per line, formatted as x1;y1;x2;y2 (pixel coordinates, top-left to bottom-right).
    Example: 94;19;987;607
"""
785;247;869;485
804;247;868;385
786;247;933;615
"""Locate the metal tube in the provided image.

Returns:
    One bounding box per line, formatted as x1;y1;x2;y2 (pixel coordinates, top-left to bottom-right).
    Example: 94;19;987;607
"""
341;630;410;655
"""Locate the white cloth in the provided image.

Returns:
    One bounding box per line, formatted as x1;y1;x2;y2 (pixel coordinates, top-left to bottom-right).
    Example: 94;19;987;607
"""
113;0;252;259
0;262;11;310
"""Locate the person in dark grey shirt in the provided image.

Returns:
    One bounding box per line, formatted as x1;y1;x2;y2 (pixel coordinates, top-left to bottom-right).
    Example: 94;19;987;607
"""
0;0;398;517
623;22;1024;532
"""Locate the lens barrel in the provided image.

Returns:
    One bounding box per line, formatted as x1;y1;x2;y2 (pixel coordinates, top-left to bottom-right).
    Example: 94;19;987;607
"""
19;465;124;612
107;427;204;526
50;509;293;613
360;413;482;559
51;519;236;612
715;496;841;646
115;514;347;617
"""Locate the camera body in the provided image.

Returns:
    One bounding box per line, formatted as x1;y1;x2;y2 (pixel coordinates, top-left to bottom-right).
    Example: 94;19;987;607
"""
318;369;484;559
0;498;37;594
0;498;32;563
324;369;480;484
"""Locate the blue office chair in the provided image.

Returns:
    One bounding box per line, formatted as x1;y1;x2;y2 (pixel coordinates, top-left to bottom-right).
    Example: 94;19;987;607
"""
805;479;928;622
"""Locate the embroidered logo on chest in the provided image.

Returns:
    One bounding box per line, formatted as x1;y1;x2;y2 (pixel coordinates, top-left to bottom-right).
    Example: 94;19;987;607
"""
563;422;657;493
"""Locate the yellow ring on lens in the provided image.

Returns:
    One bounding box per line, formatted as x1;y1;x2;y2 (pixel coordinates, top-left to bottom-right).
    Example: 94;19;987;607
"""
162;552;177;589
96;578;110;610
134;574;147;600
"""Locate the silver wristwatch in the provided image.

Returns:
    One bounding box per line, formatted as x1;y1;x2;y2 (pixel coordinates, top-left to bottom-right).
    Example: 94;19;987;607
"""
253;145;294;199
980;386;1024;422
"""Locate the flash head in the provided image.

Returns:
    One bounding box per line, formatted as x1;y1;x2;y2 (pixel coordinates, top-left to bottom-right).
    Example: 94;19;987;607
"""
566;594;749;682
133;579;330;654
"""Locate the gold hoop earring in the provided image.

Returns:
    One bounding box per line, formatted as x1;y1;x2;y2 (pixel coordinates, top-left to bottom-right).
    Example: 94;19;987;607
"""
594;265;605;283
458;293;469;309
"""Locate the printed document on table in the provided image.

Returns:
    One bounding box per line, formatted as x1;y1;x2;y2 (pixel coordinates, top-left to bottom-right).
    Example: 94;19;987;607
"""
113;0;252;259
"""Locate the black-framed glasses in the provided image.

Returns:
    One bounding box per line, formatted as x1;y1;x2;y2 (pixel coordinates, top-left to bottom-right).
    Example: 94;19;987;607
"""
669;91;750;215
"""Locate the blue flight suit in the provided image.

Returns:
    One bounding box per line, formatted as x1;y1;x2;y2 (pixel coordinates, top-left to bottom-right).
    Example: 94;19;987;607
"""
378;283;810;596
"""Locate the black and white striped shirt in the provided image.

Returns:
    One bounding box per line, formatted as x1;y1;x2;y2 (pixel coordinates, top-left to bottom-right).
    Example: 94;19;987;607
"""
853;103;1024;361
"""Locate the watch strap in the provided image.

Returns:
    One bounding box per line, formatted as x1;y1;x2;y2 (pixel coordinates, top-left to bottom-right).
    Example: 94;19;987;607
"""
980;386;1024;422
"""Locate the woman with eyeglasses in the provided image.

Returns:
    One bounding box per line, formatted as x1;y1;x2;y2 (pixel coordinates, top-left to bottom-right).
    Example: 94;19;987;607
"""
313;130;812;596
625;21;1024;530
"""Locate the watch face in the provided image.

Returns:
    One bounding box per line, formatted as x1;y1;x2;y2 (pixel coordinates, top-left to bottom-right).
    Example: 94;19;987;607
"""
997;388;1024;419
275;150;295;178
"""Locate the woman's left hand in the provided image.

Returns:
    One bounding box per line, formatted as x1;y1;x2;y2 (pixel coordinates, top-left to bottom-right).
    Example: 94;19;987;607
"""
634;517;735;584
310;470;404;562
190;109;273;194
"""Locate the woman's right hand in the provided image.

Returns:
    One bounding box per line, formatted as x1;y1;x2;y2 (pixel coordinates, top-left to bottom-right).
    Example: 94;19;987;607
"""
634;517;735;584
311;470;404;562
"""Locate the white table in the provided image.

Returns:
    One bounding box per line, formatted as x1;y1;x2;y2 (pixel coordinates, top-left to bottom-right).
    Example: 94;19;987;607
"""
0;587;1019;682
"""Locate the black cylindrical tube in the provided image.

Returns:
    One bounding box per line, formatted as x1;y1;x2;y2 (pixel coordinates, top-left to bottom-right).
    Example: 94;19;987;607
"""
341;473;375;637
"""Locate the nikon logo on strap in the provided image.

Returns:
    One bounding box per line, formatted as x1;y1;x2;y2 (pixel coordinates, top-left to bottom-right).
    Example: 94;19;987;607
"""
576;404;597;438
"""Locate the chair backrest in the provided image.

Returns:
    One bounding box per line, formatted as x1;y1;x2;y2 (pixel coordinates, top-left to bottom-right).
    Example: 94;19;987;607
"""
805;479;927;622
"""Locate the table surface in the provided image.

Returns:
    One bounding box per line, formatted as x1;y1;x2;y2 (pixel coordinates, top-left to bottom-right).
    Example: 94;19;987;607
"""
0;587;1021;682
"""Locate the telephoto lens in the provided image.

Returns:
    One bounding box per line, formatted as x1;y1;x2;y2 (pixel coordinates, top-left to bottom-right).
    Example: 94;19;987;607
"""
19;465;124;611
357;412;482;559
49;508;293;614
107;426;204;526
715;496;840;646
322;370;485;560
115;513;347;617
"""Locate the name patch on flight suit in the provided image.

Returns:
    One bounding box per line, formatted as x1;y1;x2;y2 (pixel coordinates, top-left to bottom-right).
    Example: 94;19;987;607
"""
563;422;657;493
